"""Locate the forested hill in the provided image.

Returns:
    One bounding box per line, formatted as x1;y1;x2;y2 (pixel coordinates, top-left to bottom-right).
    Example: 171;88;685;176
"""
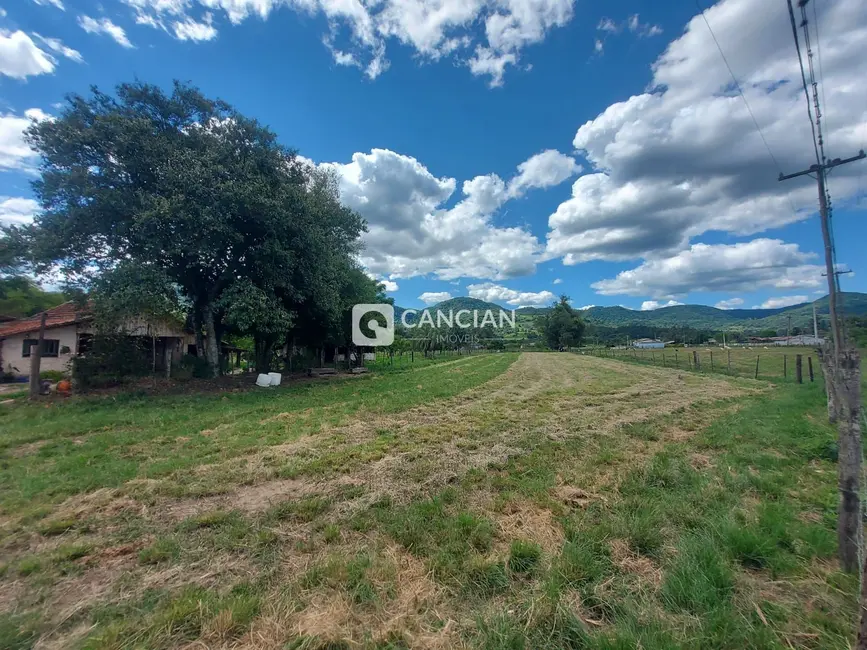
394;293;867;332
518;292;867;331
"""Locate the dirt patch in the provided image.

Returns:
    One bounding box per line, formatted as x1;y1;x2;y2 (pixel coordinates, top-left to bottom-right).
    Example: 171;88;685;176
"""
609;539;662;587
8;440;47;458
494;500;564;555
50;487;145;523
553;483;607;510
293;545;446;646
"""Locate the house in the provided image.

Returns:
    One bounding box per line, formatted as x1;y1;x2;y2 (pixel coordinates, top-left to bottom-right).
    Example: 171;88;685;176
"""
632;338;665;349
0;302;193;378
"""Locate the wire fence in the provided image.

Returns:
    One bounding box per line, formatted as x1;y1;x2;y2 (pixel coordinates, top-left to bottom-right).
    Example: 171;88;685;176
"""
579;346;821;383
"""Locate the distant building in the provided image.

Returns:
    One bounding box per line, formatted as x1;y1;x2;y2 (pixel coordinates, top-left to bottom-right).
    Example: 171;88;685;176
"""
774;335;825;346
632;338;664;349
747;335;825;346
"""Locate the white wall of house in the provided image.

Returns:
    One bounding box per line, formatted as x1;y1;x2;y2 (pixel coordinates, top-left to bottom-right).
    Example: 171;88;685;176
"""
1;325;78;376
1;318;194;378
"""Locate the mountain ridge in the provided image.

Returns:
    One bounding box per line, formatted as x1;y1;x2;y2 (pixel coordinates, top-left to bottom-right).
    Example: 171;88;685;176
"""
394;292;867;332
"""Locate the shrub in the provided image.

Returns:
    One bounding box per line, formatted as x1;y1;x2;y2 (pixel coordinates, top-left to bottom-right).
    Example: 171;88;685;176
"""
39;370;68;382
72;334;151;390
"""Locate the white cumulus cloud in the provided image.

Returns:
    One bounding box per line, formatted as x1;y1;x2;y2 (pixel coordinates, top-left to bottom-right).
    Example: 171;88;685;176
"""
507;149;581;197
641;299;683;311
715;297;744;309
0;108;50;171
756;295;808;309
0;30;56;79
419;291;452;305
547;0;867;264
173;13;217;41
467;282;555;307
115;0;575;85
591;239;825;299
78;16;134;48
0;197;39;225
316;147;574;282
31;0;65;9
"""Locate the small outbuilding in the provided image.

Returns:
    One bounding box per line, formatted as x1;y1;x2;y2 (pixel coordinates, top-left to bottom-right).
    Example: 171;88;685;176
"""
632;338;665;349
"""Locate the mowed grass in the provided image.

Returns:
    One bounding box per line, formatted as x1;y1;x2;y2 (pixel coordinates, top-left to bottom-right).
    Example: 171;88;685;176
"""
0;352;516;515
0;352;859;649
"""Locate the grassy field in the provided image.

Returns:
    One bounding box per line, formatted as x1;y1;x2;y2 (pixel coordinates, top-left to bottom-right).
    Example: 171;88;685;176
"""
589;345;825;381
0;351;859;649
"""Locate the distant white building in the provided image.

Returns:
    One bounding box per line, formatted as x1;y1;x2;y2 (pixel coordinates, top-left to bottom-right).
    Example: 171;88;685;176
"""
774;335;825;346
632;338;665;349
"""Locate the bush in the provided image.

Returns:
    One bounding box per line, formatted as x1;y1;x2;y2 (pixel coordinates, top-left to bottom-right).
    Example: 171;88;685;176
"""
39;370;68;382
72;334;151;390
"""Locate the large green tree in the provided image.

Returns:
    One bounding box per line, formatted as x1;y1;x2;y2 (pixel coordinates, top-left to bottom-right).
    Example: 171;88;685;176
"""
536;295;586;350
25;81;365;376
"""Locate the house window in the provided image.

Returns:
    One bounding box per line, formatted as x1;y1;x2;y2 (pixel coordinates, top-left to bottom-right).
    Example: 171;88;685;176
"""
22;339;60;357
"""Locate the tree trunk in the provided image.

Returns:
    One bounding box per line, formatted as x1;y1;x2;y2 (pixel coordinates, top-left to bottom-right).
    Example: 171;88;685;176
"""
192;306;205;359
836;347;863;574
202;303;220;377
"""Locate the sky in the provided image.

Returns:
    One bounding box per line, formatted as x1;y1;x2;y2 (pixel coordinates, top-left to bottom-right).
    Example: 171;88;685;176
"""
1;0;865;312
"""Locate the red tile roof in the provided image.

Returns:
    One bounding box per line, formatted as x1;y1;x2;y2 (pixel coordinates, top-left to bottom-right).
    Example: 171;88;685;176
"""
0;302;88;338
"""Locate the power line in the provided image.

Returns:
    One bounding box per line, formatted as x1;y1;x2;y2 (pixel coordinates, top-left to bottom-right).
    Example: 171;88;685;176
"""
694;0;787;177
812;0;828;148
787;0;822;168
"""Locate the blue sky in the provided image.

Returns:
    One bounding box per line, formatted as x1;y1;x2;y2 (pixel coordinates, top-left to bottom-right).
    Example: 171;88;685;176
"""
1;0;865;312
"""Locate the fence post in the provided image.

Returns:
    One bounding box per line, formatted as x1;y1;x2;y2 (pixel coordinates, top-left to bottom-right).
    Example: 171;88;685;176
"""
784;354;787;378
755;355;760;379
710;351;714;371
727;349;731;374
796;354;803;384
651;351;655;364
808;356;814;382
675;349;678;366
693;350;700;370
662;352;666;367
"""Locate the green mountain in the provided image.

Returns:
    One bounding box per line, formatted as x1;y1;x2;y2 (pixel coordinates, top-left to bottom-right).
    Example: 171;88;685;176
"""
395;292;867;333
419;297;507;314
514;292;867;332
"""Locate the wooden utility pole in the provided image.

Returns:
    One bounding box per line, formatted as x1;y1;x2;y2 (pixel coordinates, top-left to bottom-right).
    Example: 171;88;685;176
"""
782;0;865;575
28;313;47;400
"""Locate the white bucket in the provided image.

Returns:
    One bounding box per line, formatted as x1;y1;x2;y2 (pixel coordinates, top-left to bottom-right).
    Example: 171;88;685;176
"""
256;373;272;387
268;372;282;386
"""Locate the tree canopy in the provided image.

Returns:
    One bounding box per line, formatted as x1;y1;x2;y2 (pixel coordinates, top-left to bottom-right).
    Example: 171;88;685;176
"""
23;80;371;375
536;295;586;350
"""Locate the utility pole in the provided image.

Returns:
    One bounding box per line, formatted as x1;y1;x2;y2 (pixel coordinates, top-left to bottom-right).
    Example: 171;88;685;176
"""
781;0;865;577
779;150;864;360
813;303;818;339
28;313;47;400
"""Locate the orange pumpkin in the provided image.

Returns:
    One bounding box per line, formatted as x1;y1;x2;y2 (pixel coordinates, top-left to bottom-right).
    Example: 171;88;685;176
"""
57;379;72;395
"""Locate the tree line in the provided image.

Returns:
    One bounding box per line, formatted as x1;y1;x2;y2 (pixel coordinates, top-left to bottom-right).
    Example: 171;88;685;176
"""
2;81;388;376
